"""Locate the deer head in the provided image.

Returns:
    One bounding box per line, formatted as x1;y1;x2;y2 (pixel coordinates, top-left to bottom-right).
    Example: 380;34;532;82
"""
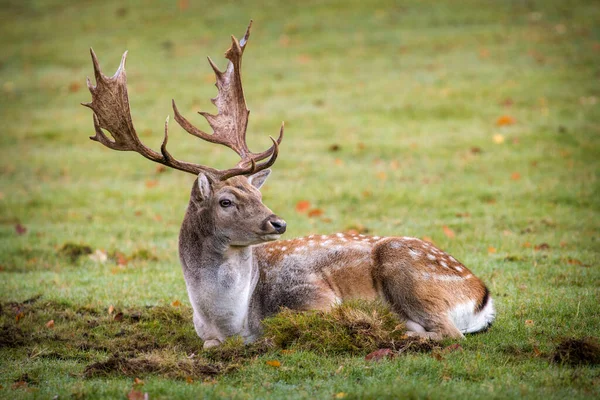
82;21;286;245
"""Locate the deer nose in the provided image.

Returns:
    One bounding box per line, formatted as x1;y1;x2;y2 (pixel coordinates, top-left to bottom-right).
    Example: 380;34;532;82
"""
268;217;287;234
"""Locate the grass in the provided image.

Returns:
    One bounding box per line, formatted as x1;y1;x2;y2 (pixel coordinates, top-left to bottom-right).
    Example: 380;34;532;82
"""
0;0;599;398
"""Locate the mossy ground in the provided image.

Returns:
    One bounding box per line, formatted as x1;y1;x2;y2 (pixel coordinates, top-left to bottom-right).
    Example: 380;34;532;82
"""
1;0;599;398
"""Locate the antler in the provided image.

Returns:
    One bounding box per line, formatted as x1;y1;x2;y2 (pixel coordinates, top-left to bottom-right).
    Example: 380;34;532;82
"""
82;21;283;181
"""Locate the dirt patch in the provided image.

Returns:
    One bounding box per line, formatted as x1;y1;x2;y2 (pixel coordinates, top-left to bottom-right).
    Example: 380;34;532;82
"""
84;352;226;380
58;243;93;262
0;325;28;348
553;337;600;366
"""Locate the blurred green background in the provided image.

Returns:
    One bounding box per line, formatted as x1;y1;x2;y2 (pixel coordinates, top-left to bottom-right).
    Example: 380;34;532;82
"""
0;0;598;398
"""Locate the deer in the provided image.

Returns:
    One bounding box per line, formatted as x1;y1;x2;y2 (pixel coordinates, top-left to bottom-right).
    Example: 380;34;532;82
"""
82;21;495;349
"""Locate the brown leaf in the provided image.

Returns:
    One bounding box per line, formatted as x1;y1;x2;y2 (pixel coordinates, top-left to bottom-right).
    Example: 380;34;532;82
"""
115;252;128;266
487;247;497;254
566;258;582;265
390;160;400;170
297;54;312;64
496;115;516;126
127;389;147;400
186;376;194;384
328;144;341;152
69;81;81;93
511;172;521;181
153;215;162;222
442;225;455;239
534;243;550;251
470;147;482;154
133;377;144;386
108;305;115;315
280;349;295;355
177;0;189;11
525;319;534;326
377;171;387;181
479;48;490;59
145;180;158;188
266;360;281;367
15;223;27;236
334;158;344;166
155;165;167;174
295;200;311;213
501;97;514;107
114;312;124;322
45;319;54;328
11;381;28;390
444;343;463;353
522;242;532;248
455;212;471;218
307;208;324;218
171;300;181;307
335;393;347;399
365;348;394;362
15;312;24;323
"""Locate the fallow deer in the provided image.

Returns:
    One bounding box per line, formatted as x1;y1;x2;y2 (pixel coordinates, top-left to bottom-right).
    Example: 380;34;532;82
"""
83;22;495;349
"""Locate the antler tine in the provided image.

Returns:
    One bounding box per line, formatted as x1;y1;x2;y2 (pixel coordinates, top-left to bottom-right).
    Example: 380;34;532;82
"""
82;48;220;177
172;20;284;181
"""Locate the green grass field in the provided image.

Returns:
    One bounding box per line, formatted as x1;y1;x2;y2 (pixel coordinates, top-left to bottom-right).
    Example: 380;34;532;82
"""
1;0;599;398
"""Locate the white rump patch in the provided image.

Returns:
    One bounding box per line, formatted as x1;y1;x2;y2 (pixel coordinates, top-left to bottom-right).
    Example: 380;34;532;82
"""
455;266;463;272
427;254;436;261
448;298;495;334
321;235;328;239
373;236;380;240
440;261;448;268
336;233;344;238
280;246;287;251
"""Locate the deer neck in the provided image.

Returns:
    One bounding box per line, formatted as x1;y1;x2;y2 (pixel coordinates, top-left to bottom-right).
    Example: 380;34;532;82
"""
179;206;259;341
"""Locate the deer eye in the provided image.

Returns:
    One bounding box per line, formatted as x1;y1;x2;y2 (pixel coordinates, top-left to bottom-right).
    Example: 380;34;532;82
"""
219;199;233;208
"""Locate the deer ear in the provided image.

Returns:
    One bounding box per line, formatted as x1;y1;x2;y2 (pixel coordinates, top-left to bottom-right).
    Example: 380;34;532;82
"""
197;173;212;199
248;169;271;189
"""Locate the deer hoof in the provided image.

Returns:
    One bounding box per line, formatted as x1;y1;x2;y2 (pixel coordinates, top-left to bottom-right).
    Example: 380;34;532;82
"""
203;339;221;349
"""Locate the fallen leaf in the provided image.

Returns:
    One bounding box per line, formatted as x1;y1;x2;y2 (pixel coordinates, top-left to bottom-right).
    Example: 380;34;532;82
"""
115;252;128;266
11;381;28;390
335;365;344;374
501;97;514;107
567;258;582;265
390;160;400;170
377;172;387;181
525;319;534;326
279;34;290;47
108;305;115;315
534;243;550;251
470;147;482;154
328;144;341;152
134;377;144;386
15;312;24;323
177;0;189;11
559;241;567;248
45;319;54;328
266;360;281;367
307;208;324;218
172;300;181;307
295;200;311;213
444;343;463;353
145;180;158;188
442;225;455;239
297;54;312;64
432;351;444;361
523;242;532;248
493;134;505;144
155;165;167;174
114;312;124;322
365;348;394;362
479;48;490;59
487;247;497;254
455;212;471;218
15;223;27;236
496;115;516;126
335;393;347;399
69;82;81;92
153;214;162;222
511;172;521;181
280;349;295;355
127;389;148;400
186;376;194;384
334;158;344;166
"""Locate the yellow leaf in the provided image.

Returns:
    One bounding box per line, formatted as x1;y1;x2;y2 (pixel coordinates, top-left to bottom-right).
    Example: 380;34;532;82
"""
108;305;114;315
172;300;181;307
487;247;497;254
335;393;347;399
266;360;281;367
493;134;505;144
496;115;516;126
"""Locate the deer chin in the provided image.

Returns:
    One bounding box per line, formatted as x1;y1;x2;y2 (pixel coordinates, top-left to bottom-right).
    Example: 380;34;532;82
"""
260;233;282;242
